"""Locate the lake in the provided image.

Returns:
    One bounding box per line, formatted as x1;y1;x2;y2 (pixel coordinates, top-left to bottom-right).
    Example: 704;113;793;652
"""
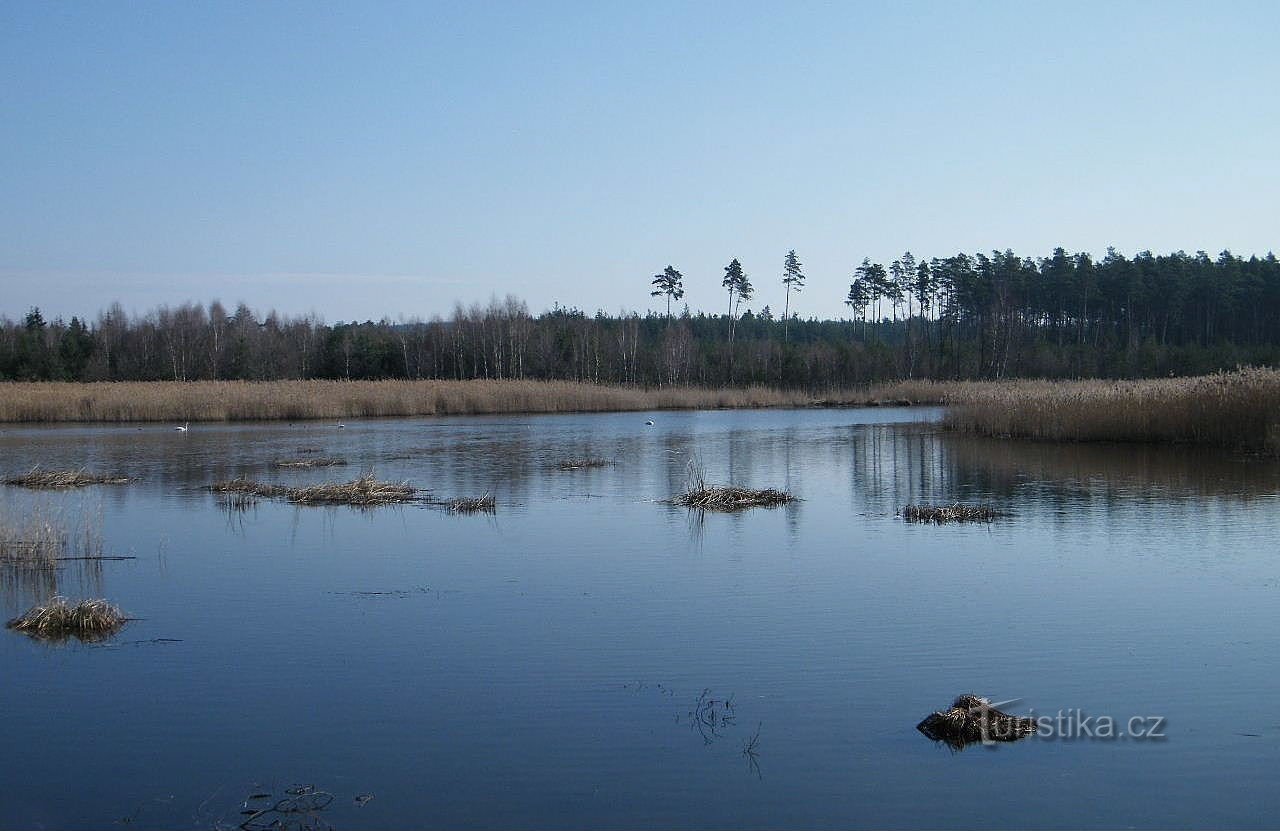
2;407;1279;829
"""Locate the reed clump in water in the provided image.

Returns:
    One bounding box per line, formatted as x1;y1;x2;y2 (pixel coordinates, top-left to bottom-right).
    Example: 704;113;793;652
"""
6;596;128;642
555;457;612;471
445;494;496;514
902;504;1001;524
207;474;417;506
270;457;347;469
4;467;131;489
674;459;793;511
917;694;1037;749
0;505;104;565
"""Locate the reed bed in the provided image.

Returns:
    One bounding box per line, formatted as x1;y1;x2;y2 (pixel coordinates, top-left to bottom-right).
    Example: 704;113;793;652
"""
936;367;1280;453
916;694;1037;749
4;467;131;489
445;494;496;514
207;474;418;506
270;457;347;469
5;596;128;642
555;457;613;470
0;379;873;423
902;504;1001;524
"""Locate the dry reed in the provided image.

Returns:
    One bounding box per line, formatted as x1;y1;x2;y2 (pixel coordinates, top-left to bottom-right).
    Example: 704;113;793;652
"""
0;504;103;564
6;596;128;642
555;457;613;470
674;458;793;511
270;457;347;469
0;379;872;423
207;473;418;506
902;504;1001;524
4;467;131;489
930;367;1280;453
916;694;1037;749
445;494;496;514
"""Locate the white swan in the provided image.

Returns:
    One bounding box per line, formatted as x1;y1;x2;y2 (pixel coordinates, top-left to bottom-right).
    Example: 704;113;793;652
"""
644;419;655;426
175;422;189;432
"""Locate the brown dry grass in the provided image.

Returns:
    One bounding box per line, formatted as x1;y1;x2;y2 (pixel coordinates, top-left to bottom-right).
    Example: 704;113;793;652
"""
4;467;131;489
926;367;1280;453
0;504;104;565
444;494;496;514
673;458;794;511
5;596;127;642
0;379;879;422
902;504;1000;524
270;457;347;469
555;457;613;471
208;474;417;506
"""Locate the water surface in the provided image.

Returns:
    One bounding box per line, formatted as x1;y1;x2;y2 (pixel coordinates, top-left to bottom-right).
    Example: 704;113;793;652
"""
2;408;1279;829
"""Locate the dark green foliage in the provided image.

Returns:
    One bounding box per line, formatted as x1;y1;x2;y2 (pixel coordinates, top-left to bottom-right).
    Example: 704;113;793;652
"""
3;248;1280;387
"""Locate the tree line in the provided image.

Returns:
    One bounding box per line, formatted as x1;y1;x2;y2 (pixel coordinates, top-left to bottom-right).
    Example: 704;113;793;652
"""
3;247;1279;388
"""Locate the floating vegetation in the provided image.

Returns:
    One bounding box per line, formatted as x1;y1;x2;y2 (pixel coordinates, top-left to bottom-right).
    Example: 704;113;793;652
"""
916;694;1037;749
5;596;128;642
238;784;335;831
216;491;260;513
4;467;131;490
676;485;793;511
673;457;793;512
902;504;1001;524
555;457;613;471
208;474;418;506
271;457;347;469
445;494;496;514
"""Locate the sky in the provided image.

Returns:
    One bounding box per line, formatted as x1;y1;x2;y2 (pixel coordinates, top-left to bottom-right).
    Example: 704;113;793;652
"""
2;0;1278;323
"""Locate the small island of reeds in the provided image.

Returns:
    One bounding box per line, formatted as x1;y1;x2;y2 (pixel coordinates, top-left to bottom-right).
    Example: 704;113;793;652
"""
4;467;131;490
902;504;1001;524
208;473;418;506
6;597;129;643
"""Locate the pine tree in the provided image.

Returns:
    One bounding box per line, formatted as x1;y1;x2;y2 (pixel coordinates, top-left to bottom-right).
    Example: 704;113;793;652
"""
782;249;805;341
650;265;685;319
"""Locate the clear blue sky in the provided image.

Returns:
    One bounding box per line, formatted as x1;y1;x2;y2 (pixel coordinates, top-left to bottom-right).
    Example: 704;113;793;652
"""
2;0;1277;322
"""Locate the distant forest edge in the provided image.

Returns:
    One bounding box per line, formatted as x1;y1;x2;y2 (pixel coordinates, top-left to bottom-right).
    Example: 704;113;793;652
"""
4;247;1279;387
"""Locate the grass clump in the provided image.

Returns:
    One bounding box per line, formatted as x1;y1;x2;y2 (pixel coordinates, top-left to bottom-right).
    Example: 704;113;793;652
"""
6;596;128;642
287;474;416;505
902;504;1001;524
445;494;496;514
555;457;612;471
4;467;131;489
270;457;347;469
208;474;417;506
917;694;1036;749
674;459;793;512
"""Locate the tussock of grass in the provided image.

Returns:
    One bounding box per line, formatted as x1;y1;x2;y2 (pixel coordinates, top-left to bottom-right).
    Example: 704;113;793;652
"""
902;504;1000;524
673;458;792;511
676;485;793;511
4;467;131;489
288;475;417;505
6;596;128;642
207;474;417;506
917;694;1036;749
445;494;496;514
270;457;347;469
556;457;612;470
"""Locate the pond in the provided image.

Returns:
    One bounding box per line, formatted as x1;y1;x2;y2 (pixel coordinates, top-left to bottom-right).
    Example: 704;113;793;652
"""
2;407;1279;829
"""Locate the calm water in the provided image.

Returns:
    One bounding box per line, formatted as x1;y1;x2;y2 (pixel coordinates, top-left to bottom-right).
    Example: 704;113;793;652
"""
2;408;1280;829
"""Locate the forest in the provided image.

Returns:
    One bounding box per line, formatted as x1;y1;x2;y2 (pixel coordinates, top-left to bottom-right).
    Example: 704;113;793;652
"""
2;247;1278;390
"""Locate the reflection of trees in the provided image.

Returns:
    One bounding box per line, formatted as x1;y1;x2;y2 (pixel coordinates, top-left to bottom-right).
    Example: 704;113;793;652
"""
844;423;1280;518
